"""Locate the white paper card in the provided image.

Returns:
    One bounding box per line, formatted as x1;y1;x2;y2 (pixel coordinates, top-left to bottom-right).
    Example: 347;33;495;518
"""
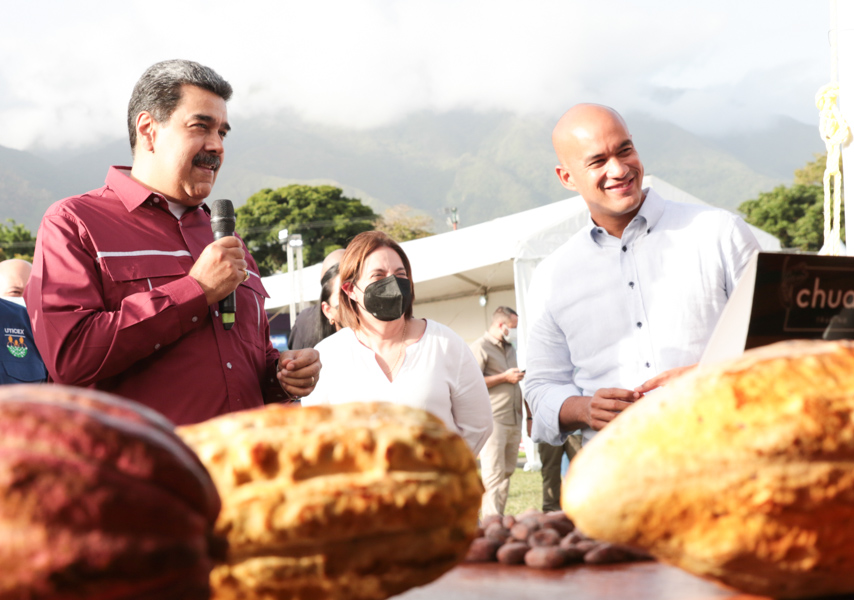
699;251;759;365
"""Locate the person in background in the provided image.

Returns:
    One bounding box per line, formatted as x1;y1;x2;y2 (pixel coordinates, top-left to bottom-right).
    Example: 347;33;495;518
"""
524;103;760;449
26;59;320;424
0;296;47;384
0;258;45;383
538;435;581;512
470;306;525;516
317;262;342;340
288;249;345;350
302;231;493;455
0;259;33;304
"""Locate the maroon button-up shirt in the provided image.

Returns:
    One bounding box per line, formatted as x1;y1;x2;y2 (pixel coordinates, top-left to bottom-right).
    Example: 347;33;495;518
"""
26;166;287;425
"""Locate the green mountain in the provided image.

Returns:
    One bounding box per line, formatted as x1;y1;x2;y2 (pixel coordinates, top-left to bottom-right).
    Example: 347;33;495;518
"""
2;110;826;233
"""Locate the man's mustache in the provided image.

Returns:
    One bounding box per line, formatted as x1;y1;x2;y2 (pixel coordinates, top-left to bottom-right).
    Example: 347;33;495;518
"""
193;152;221;171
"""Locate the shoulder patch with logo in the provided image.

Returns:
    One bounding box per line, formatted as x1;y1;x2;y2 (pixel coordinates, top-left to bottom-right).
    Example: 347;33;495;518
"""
5;328;28;358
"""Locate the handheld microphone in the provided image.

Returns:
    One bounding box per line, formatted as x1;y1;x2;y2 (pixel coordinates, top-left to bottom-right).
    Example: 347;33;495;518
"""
210;199;237;330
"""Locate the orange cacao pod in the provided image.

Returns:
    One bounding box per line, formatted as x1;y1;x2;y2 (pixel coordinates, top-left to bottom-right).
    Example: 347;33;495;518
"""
563;340;854;598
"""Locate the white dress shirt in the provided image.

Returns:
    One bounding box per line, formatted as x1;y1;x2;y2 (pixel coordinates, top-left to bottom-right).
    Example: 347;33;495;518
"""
524;189;760;445
302;319;494;455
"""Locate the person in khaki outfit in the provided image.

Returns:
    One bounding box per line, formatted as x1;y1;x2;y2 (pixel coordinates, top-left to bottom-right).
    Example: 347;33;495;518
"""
470;306;525;516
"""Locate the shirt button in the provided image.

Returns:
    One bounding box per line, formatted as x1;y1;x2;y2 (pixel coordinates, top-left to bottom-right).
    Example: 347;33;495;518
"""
629;281;635;288
645;362;651;368
636;322;642;328
647;228;651;234
226;362;233;369
622;245;627;252
597;228;604;234
214;310;219;317
154;343;161;350
153;197;160;204
192;316;198;323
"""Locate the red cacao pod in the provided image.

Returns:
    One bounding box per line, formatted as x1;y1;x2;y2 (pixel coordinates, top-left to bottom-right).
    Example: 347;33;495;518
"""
0;384;222;599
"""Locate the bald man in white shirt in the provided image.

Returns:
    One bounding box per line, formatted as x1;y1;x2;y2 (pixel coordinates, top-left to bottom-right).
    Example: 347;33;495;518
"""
524;104;760;448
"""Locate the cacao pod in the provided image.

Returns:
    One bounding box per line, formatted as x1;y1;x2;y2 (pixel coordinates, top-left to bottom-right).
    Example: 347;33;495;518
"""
0;384;222;600
177;401;484;600
562;340;854;599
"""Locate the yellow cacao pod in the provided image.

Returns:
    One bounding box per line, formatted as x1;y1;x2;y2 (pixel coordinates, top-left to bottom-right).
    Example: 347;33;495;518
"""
562;340;854;599
177;401;484;600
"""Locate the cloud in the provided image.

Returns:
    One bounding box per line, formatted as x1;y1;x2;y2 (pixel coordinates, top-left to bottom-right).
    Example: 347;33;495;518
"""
0;0;832;150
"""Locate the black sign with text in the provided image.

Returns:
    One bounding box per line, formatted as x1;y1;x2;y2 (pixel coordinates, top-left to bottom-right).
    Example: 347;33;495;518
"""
746;252;854;349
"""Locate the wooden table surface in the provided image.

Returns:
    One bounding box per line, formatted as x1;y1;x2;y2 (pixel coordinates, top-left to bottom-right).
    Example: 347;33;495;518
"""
391;562;775;600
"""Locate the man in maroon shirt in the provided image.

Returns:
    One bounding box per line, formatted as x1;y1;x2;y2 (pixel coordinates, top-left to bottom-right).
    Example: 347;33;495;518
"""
25;59;321;425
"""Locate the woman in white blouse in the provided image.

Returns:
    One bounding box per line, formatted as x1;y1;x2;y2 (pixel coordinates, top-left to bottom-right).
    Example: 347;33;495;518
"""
301;231;493;455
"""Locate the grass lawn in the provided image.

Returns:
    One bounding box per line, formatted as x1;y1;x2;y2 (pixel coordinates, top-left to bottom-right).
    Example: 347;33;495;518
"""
504;467;543;516
478;460;544;516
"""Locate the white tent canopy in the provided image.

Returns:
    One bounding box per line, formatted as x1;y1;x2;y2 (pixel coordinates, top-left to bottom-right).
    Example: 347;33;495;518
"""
262;175;780;345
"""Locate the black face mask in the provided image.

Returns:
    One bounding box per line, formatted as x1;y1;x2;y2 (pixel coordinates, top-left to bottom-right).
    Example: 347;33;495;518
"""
359;275;412;322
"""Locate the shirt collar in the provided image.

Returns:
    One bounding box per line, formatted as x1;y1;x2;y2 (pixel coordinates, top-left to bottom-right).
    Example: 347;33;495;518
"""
586;187;666;243
485;331;505;347
105;166;158;212
636;187;665;232
104;166;207;215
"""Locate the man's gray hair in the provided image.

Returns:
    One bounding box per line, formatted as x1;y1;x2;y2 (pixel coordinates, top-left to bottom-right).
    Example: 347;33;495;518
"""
127;59;233;153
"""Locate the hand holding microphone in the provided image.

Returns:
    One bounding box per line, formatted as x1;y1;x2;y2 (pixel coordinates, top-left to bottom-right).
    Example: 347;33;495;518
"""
188;199;246;329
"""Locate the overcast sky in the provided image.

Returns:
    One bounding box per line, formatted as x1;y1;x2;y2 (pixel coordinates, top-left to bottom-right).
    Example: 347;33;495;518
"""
0;0;833;151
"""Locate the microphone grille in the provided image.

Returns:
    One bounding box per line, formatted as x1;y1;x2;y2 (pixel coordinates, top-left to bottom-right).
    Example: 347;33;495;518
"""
210;199;236;235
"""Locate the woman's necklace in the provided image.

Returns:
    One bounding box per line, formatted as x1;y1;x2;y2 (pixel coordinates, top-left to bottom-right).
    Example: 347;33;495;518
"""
372;320;408;380
386;319;408;379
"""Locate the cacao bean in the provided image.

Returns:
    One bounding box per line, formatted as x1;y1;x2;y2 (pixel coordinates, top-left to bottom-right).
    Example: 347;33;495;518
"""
497;542;530;565
484;522;511;543
575;539;601;553
565;530;590;544
584;542;636;564
528;528;561;547
510;520;540;541
560;545;587;563
541;519;574;537
524;546;568;569
466;537;502;562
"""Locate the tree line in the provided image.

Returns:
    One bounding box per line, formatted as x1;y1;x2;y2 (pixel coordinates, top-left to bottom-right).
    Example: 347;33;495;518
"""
0;185;433;274
236;185;434;276
738;153;843;251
